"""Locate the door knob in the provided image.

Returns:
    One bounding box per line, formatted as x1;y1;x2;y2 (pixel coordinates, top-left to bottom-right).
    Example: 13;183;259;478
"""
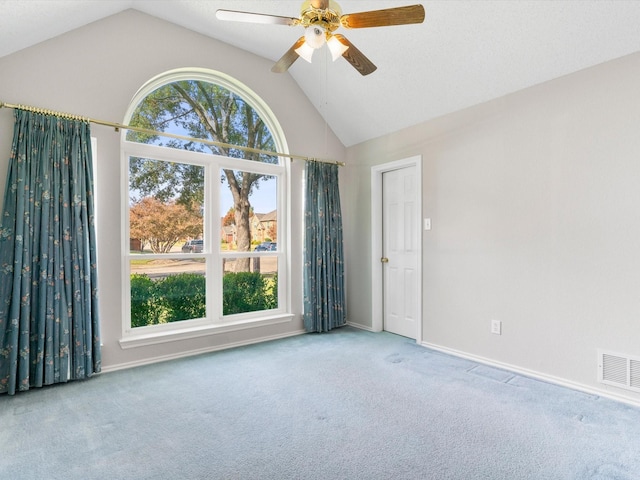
381;257;389;263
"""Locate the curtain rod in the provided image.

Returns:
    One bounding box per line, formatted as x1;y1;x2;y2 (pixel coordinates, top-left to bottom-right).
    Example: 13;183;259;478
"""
0;101;346;167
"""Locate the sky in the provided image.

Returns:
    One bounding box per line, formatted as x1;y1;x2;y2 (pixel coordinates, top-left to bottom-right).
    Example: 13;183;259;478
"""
220;175;277;216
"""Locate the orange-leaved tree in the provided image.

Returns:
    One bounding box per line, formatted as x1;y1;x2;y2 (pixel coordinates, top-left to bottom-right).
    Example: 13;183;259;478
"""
130;197;202;253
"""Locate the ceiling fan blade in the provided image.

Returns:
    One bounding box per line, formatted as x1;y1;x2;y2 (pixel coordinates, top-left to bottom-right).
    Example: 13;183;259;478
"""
216;9;299;26
341;4;425;29
333;35;377;76
310;0;330;9
271;37;306;73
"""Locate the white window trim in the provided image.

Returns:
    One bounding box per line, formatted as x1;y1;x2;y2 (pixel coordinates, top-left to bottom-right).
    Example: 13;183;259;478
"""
120;68;291;347
119;314;295;349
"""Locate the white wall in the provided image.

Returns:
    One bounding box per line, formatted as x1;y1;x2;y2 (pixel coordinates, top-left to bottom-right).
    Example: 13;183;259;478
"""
0;9;346;370
344;52;640;404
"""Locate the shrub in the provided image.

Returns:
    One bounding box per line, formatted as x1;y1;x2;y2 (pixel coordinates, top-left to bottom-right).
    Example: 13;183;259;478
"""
223;272;277;315
155;273;206;322
130;274;162;327
263;273;278;310
130;271;277;326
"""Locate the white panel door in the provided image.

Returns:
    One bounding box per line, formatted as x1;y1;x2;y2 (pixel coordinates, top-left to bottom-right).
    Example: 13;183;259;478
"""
382;166;418;338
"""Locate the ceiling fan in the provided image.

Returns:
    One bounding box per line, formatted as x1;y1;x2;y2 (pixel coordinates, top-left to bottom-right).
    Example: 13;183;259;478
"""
216;1;425;76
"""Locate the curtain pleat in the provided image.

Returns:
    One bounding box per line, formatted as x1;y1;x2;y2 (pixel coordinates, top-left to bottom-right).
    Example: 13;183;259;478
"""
0;110;101;395
303;162;346;332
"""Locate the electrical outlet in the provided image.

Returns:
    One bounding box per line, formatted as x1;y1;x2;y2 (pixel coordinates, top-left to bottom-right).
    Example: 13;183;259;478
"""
491;319;502;335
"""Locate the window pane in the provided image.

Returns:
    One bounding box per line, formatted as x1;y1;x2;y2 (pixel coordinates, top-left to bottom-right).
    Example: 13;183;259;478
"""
129;157;204;254
222;257;278;315
126;80;279;164
220;169;277;252
130;259;206;327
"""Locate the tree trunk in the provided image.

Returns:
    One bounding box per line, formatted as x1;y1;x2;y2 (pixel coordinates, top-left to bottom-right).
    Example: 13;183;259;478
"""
234;197;251;272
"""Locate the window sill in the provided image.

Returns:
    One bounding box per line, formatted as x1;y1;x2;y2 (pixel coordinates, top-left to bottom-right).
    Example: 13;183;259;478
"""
118;313;295;350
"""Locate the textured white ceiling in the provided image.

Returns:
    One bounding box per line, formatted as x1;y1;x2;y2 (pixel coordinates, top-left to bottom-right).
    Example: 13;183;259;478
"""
2;1;640;147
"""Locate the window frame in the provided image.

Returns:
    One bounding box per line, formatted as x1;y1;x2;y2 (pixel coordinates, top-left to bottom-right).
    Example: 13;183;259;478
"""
119;68;292;349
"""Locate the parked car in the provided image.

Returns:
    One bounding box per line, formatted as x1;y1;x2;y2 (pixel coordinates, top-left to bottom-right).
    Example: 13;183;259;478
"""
181;239;203;253
254;242;276;251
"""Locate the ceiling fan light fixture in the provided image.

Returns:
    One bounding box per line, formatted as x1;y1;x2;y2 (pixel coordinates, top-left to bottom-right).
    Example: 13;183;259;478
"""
294;42;316;63
304;25;326;49
327;35;348;61
295;25;326;63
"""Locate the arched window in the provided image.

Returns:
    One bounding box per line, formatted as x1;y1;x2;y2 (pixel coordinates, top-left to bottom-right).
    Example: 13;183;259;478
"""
120;68;290;344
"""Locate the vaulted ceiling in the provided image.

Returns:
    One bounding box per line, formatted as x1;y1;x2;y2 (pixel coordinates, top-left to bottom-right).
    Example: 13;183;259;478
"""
2;1;640;147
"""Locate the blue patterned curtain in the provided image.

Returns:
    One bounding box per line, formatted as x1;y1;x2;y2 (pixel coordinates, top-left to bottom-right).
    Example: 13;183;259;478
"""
0;110;101;395
303;161;346;332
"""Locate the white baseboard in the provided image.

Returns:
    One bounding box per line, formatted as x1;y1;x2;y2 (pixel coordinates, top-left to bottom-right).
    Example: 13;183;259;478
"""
421;341;640;409
101;329;306;373
346;321;376;332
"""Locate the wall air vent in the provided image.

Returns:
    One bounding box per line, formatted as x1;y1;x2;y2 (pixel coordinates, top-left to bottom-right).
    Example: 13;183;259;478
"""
598;350;640;393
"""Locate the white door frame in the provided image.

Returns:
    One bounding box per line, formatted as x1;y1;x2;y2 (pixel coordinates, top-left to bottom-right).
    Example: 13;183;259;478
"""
371;155;422;343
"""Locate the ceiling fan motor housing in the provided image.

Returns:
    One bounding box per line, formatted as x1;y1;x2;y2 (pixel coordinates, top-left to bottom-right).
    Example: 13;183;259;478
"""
305;26;326;48
300;0;342;33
